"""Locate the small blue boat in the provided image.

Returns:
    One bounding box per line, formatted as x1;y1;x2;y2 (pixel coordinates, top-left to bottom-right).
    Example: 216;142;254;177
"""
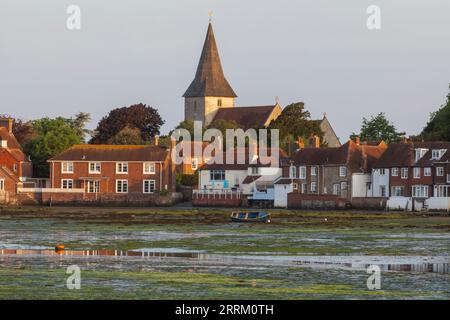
230;211;271;223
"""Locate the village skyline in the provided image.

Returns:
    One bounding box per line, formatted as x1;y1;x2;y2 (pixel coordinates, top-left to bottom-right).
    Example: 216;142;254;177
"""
1;1;449;141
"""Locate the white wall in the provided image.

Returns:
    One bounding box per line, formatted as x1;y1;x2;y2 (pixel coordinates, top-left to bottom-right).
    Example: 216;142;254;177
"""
198;169;247;190
426;197;450;211
372;169;390;197
274;183;293;208
352;173;371;197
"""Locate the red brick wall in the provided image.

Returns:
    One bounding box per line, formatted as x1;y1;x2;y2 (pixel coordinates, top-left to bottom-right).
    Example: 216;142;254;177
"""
287;193;347;209
0;172;17;195
0;149;20;177
192;194;242;207
50;160;174;194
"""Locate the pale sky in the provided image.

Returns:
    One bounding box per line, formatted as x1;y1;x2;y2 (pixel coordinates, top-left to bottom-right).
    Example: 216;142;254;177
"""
1;0;449;142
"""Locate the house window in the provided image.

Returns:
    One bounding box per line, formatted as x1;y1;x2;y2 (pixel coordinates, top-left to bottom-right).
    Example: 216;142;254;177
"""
415;149;428;162
217;99;222;107
13;164;17;172
447;174;450;183
436;167;444;177
311;182;317;193
391;168;398;177
61;162;74;173
413;167;421;179
311;166;318;176
116;180;128;193
333;183;341;195
89;162;101;174
435;185;450;197
379;185;386;197
87;180;100;193
289;166;296;178
424;167;431;177
61;179;73;189
379;168;386;175
143;162;156;174
301;183;307;194
341;181;347;191
412;185;428;198
210;170;225;181
191;159;198;170
299;166;306;179
0;179;4;191
116;162;128;174
251;167;259;175
401;168;408;179
143;180;156;194
339;166;347;177
391;186;404;197
431;149;447;160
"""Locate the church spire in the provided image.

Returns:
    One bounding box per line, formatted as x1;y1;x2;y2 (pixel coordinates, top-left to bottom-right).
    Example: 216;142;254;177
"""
183;22;237;98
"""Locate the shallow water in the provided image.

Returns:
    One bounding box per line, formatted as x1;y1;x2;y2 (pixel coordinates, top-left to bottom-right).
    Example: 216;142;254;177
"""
0;214;449;299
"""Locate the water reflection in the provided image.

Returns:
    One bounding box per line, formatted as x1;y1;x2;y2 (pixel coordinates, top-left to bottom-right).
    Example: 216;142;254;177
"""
0;248;448;274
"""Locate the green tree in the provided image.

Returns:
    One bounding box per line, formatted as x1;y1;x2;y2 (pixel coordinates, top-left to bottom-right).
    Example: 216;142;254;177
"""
107;126;143;145
353;113;405;143
29;118;82;177
421;87;450;141
90;103;164;144
268;102;322;154
67;112;92;142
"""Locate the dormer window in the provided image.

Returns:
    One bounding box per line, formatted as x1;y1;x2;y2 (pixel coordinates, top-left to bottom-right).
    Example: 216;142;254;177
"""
415;148;428;162
0;139;6;148
431;149;447;160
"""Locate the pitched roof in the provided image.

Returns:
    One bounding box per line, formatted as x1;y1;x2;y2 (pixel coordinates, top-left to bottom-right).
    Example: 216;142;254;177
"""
201;148;287;170
49;145;169;162
0;166;20;182
183;23;237;98
290;140;387;172
373;141;450;168
242;175;261;184
0;127;21;150
212;105;278;129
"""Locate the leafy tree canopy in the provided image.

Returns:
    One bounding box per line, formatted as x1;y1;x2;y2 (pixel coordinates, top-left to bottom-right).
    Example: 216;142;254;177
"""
352;112;405;144
30;117;82;177
421;86;450;141
268;102;323;153
107;126;143;145
90;103;164;144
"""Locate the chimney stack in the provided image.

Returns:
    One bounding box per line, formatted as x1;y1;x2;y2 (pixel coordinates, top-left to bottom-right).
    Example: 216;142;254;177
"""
0;116;13;134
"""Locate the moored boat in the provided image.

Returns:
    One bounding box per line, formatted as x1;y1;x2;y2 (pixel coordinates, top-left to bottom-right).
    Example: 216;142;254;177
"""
230;211;271;223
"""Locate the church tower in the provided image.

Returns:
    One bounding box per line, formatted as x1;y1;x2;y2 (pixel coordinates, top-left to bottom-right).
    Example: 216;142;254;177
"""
183;23;237;126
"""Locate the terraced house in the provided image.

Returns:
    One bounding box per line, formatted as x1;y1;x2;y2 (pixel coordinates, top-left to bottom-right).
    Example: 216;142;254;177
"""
372;141;450;211
47;144;176;205
274;139;387;208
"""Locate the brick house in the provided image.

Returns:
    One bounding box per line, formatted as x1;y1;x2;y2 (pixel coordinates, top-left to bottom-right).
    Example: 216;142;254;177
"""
0;117;33;203
274;139;387;208
47;144;176;203
372;141;450;210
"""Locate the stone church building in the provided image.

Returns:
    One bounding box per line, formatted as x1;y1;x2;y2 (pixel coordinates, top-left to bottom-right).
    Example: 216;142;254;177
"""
183;22;340;147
